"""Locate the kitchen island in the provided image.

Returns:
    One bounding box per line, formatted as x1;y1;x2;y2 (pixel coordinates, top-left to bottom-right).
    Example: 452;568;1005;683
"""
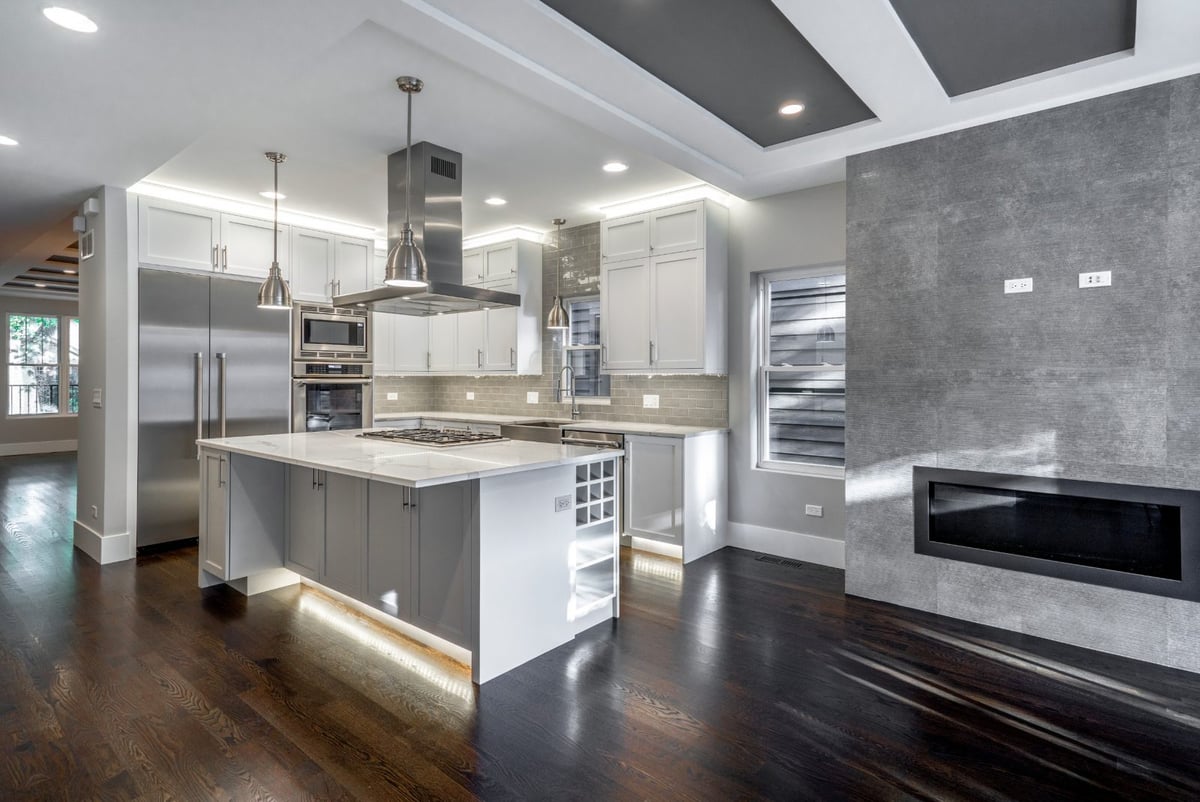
195;429;622;684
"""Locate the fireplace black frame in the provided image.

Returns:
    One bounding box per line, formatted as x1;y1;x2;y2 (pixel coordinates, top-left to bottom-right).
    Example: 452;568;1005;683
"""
913;466;1200;601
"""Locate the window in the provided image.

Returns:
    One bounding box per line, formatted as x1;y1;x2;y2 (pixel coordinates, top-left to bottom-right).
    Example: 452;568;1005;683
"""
7;314;80;416
758;270;845;474
562;297;610;399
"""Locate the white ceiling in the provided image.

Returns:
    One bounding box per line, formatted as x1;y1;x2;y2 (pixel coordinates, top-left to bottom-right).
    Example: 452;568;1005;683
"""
3;0;1200;282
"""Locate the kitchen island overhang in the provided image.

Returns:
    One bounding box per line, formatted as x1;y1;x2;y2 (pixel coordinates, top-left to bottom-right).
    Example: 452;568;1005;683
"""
195;430;622;684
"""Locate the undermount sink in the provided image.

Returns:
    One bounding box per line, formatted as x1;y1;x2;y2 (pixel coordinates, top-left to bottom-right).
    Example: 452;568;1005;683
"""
500;421;564;443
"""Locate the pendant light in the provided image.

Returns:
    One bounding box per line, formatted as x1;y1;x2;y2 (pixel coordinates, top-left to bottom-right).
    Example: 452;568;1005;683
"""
546;217;570;331
384;76;429;288
256;152;293;309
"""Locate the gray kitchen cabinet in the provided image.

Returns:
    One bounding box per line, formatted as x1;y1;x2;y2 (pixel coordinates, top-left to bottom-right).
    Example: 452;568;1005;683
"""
366;482;413;620
200;450;286;581
411;482;473;647
285;465;325;580
321;471;366;600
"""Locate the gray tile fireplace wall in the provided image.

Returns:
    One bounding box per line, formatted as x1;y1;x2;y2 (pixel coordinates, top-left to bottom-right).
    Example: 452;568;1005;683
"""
844;73;1200;672
374;222;729;429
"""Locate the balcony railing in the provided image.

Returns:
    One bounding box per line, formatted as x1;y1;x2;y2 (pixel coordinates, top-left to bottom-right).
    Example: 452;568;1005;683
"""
8;384;79;415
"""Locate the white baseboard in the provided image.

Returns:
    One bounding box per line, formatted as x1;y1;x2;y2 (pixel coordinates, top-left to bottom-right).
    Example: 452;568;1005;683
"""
0;439;77;457
728;521;846;569
73;519;134;564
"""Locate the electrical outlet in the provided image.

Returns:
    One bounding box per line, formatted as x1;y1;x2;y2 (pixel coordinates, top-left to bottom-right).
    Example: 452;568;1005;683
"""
1004;277;1033;294
805;504;823;517
1079;270;1112;288
526;391;539;404
386;392;398;401
555;494;572;512
643;394;660;409
90;505;98;520
466;391;475;400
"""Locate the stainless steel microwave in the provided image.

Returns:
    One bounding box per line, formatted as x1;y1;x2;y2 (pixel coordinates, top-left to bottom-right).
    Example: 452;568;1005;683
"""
293;304;370;361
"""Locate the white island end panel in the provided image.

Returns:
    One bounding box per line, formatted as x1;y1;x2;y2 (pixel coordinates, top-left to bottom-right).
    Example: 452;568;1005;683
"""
475;464;575;684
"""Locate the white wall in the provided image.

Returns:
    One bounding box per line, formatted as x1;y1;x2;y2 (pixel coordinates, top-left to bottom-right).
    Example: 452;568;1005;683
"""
0;293;80;454
74;187;135;564
726;182;848;567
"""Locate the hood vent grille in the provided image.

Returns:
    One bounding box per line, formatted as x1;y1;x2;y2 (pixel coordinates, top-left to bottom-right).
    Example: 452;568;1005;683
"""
430;155;457;180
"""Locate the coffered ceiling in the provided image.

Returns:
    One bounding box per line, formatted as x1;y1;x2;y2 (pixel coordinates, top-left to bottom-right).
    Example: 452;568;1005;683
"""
1;0;1198;289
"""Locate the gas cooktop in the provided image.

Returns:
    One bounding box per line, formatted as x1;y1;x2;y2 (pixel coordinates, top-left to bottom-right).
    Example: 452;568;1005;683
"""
358;427;508;448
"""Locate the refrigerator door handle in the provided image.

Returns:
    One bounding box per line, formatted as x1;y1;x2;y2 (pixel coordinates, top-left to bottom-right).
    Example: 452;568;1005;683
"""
217;353;228;437
194;352;204;459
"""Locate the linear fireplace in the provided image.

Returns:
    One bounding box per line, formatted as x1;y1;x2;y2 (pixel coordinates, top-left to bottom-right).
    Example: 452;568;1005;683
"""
914;467;1200;602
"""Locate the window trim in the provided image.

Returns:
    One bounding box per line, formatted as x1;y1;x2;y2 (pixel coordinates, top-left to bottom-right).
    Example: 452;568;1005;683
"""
561;294;611;401
755;267;846;479
6;313;79;419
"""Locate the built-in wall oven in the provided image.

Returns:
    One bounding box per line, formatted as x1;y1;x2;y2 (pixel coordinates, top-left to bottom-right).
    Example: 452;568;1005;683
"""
292;362;373;432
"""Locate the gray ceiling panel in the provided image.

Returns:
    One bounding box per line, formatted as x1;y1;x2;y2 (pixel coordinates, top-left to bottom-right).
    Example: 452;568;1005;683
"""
890;0;1137;97
540;0;876;147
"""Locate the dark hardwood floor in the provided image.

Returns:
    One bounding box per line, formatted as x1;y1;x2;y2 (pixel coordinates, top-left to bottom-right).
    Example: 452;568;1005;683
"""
3;453;1200;800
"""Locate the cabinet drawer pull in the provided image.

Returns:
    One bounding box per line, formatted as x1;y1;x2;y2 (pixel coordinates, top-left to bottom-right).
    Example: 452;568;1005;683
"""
221;245;228;271
510;347;515;368
212;245;219;270
477;349;483;369
649;340;655;364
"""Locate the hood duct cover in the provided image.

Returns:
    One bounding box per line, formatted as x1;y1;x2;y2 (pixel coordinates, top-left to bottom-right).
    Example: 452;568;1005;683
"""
333;142;521;315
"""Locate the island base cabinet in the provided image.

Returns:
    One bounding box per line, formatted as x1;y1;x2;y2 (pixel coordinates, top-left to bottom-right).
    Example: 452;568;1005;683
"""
321;472;366;601
412;483;473;649
200;451;229;578
366;482;413;621
199;450;285;582
285;466;325;580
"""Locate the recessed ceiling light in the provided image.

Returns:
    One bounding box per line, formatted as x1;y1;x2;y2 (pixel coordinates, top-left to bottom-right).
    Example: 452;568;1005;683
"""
260;190;286;200
33;283;47;288
602;161;629;173
0;136;17;147
43;7;98;33
64;269;76;274
779;102;805;116
484;196;507;206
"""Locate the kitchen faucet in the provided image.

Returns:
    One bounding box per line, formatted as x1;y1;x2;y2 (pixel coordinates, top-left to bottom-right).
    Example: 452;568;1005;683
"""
559;365;581;420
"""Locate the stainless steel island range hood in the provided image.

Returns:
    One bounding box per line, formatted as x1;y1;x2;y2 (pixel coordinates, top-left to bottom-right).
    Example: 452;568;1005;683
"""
334;141;521;315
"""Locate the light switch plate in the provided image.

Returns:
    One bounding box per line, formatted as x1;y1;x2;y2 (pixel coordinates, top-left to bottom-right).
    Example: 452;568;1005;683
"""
466;391;475;400
386;392;398;401
643;394;660;409
555;494;572;512
805;504;823;517
1004;278;1033;294
91;388;103;408
526;391;539;404
1079;270;1112;288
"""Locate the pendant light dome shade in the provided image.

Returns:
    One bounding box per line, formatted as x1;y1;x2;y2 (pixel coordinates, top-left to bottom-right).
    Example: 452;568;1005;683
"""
385;76;429;289
546;217;570;331
384;227;427;288
257;152;293;309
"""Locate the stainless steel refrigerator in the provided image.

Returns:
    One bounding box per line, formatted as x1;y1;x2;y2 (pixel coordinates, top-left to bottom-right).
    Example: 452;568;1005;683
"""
137;269;291;549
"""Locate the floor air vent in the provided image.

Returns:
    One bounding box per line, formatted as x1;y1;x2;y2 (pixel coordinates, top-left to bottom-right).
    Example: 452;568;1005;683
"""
756;555;805;569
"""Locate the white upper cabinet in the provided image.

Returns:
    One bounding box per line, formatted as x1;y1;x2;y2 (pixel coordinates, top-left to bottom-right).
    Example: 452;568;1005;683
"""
289;228;334;302
392;314;430;373
428;314;457;372
484;242;517;282
373;248;388;288
220;215;285;279
333;237;372;296
455;310;486;372
649;203;703;255
138;197;220;272
462;248;485;287
601;214;650;262
649;251;705;370
600;259;652;371
372;313;396;372
483;307;518;371
599;199;727;375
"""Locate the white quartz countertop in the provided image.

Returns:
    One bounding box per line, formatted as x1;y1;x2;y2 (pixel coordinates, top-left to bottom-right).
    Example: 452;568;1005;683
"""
374;411;727;437
197;429;622;488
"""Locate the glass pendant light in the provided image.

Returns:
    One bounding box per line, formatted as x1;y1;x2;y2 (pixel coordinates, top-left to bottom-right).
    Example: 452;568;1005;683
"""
256;152;293;309
546;217;569;331
384;76;429;288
